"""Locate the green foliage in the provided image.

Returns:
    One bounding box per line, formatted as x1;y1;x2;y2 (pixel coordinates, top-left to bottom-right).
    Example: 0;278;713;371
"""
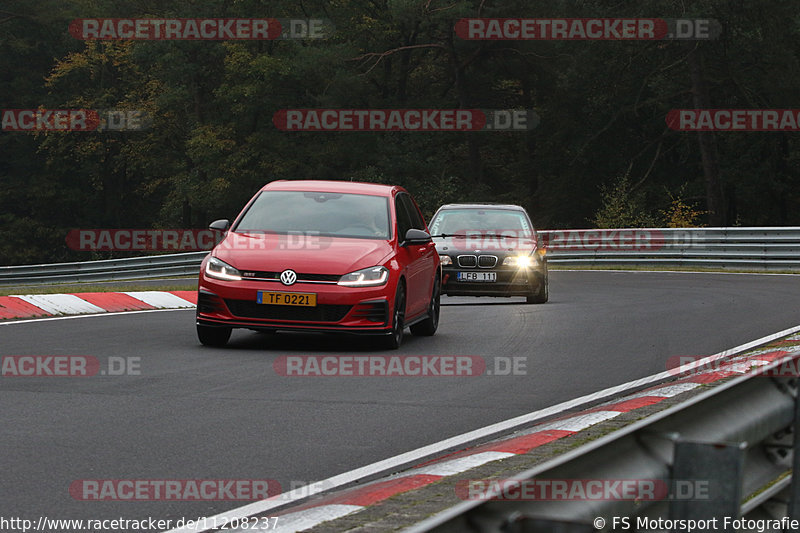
592;174;658;228
2;0;800;263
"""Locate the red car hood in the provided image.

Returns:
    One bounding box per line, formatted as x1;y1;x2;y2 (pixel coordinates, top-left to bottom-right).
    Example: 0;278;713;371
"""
213;232;394;274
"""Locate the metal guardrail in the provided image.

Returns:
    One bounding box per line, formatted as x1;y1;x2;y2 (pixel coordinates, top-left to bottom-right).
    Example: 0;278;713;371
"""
0;227;799;286
403;350;800;533
541;227;800;270
0;252;207;286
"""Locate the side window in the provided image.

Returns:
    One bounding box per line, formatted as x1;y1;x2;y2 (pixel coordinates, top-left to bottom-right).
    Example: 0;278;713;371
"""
400;194;426;230
395;195;413;241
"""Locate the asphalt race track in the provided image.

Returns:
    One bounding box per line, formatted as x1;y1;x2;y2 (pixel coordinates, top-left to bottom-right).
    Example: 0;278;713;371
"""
2;270;799;528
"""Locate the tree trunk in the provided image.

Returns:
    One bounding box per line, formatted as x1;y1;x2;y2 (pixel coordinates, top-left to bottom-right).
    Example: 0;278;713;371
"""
447;35;483;184
521;76;537;197
686;45;726;226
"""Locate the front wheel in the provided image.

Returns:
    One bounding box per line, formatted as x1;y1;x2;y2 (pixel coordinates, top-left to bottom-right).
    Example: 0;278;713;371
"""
410;277;440;336
526;273;549;304
380;283;406;350
197;324;232;346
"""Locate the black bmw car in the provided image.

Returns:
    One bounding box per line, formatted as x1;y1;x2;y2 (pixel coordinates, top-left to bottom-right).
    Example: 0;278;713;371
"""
429;203;548;304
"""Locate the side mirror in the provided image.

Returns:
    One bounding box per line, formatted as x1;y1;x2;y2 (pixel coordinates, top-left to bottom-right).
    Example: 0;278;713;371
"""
403;228;432;246
209;219;230;232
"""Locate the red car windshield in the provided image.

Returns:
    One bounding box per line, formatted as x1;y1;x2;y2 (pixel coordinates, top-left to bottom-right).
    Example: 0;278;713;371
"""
234;190;391;239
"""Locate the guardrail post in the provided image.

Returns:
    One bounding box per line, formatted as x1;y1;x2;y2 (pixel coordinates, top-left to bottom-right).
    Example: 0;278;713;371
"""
668;440;747;532
788;384;800;521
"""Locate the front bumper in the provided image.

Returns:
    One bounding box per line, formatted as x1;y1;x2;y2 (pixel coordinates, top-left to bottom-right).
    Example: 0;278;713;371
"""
441;266;545;297
197;277;394;334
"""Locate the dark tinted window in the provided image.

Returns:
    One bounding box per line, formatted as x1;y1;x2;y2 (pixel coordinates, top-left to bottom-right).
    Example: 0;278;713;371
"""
400;194;426;230
394;195;413;240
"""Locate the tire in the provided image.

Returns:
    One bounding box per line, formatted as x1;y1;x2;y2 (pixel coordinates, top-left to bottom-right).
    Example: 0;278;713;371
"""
526;272;549;304
410;277;440;336
197;324;232;346
380;282;406;349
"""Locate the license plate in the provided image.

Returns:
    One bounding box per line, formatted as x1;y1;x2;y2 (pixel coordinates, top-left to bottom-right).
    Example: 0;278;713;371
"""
457;272;496;282
257;291;317;306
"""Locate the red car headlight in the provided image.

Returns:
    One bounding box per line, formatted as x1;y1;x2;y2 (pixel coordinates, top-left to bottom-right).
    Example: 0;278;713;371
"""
337;266;389;287
205;257;242;281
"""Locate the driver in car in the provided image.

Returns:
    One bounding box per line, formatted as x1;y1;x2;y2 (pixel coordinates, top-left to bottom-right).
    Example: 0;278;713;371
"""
352;209;385;237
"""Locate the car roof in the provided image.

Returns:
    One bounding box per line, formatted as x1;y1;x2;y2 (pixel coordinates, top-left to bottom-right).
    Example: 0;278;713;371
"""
262;179;402;196
435;203;527;212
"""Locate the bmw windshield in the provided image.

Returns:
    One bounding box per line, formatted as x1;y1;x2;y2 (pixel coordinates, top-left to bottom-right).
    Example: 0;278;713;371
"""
429;208;533;238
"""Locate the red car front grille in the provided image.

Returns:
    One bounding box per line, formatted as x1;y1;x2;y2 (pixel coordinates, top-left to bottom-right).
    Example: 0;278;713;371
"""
224;299;351;322
240;271;340;283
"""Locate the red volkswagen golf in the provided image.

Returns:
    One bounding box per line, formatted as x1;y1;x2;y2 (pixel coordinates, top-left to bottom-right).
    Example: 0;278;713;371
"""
196;180;441;349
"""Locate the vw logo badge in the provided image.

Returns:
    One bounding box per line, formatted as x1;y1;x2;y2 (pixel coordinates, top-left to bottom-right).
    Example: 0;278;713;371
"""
280;269;297;286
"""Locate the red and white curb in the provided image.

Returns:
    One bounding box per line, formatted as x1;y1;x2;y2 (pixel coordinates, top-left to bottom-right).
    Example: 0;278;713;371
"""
0;291;196;320
167;333;800;533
